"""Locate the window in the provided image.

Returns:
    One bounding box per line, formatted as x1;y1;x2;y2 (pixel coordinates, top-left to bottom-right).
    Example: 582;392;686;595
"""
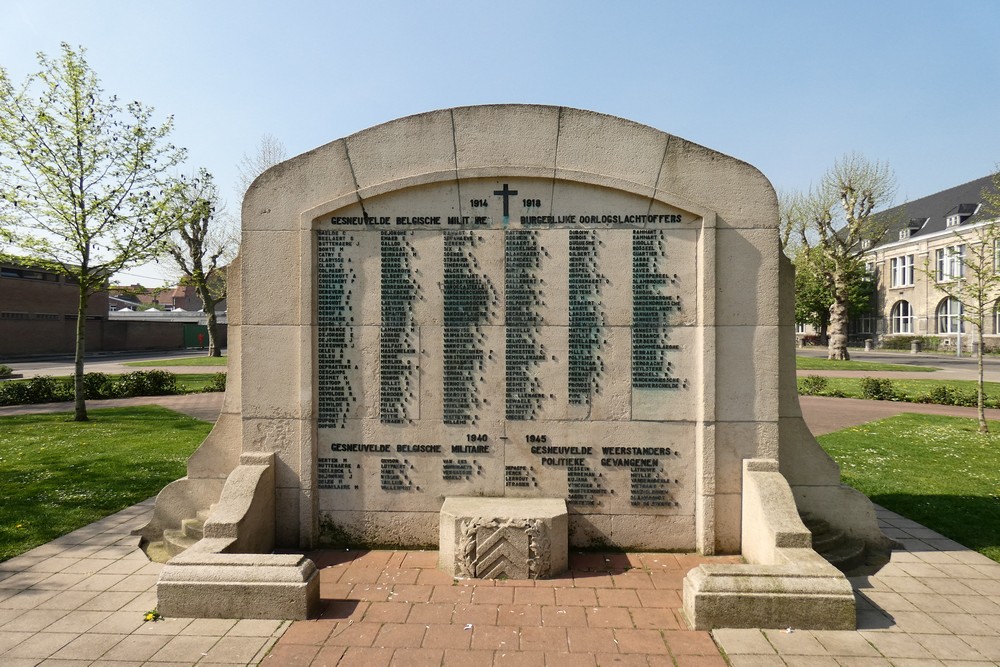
795;323;805;334
849;314;876;335
890;301;913;333
890;255;914;287
936;297;964;334
936;245;965;281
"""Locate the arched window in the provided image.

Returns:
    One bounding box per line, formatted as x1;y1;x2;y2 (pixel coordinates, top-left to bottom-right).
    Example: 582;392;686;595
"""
936;297;964;334
994;299;1000;334
890;301;913;334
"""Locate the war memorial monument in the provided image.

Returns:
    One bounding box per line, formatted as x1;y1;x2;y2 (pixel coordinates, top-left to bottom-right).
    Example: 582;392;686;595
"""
137;105;891;629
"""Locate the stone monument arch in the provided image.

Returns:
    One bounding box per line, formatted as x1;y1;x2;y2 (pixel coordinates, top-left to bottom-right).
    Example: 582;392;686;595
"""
138;105;890;628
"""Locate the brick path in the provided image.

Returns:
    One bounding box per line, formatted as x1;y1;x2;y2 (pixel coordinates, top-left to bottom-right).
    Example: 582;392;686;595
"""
263;550;738;666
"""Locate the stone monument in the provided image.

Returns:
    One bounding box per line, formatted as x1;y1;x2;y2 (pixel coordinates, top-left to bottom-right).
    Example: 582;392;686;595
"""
137;105;891;628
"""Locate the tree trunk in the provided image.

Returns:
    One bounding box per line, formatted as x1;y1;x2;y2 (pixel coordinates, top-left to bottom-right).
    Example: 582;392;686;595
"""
206;309;222;357
977;319;988;433
73;286;89;422
827;297;850;360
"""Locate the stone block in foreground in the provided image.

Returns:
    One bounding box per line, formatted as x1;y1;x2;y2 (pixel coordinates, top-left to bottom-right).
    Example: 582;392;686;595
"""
439;497;568;579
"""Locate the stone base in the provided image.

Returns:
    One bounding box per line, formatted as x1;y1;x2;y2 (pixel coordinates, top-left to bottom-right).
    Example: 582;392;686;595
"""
683;560;856;630
439;497;568;579
157;540;319;620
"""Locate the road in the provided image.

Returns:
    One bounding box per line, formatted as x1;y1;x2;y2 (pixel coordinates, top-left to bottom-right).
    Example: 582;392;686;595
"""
2;349;225;378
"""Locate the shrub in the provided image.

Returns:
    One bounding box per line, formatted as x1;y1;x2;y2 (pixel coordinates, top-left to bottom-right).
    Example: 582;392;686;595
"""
115;370;178;398
206;372;227;393
0;364;13;378
77;372;116;400
799;375;829;395
916;385;978;407
859;377;900;401
0;381;31;406
800;334;823;347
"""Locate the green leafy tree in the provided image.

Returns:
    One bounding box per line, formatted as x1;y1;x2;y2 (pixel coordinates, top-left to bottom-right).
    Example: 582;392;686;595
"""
0;44;185;420
164;169;235;357
784;153;896;359
793;247;875;341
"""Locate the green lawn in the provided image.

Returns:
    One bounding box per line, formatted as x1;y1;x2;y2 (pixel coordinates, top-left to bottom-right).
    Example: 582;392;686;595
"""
0;407;211;562
125;355;227;367
819;413;1000;562
796;356;936;372
798;376;1000;404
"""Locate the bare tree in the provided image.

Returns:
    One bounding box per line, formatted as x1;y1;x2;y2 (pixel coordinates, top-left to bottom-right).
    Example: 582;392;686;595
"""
165;169;235;357
787;153;896;360
930;169;1000;432
0;44;185;420
235;134;287;199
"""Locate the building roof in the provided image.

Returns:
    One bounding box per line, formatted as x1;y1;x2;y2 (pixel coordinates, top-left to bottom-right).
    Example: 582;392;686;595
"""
873;175;998;248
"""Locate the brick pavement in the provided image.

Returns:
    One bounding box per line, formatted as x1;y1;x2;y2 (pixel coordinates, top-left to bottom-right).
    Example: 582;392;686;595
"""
262;549;738;667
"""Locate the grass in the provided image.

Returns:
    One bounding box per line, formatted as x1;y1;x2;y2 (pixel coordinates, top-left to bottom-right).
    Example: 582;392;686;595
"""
818;413;1000;563
795;356;936;372
798;376;1000;403
0;407;211;562
124;355;227;367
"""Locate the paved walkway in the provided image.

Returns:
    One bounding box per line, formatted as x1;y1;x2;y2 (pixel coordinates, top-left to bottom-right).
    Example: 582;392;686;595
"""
2;502;1000;665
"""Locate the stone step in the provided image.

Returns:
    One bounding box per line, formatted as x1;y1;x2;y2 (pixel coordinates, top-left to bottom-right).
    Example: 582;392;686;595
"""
181;518;205;540
821;537;867;573
145;540;172;564
800;513;831;535
163;527;200;558
811;526;846;553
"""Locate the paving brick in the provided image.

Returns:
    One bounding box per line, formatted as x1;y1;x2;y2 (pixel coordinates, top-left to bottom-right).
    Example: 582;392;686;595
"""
406;601;454;624
596;588;642;607
554;587;597;607
497;603;542;626
373;622;427;648
514;587;557;606
324;621;381;647
545;650;598;666
520;625;568;652
429;584;474;603
471;625;520;651
585;605;632;628
389;646;444;666
442;648;495;665
566;626;619;653
541;605;588;627
472;585;514;605
421;623;472;650
452;602;499;626
259;642;321;665
495;648;545;666
365;601;413;623
631;606;682;630
278;620;338;644
333;645;395;667
614;627;669;654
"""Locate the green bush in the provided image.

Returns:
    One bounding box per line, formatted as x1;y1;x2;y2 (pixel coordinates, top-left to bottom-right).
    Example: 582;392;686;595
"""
800;375;829;395
916;385;978;407
77;372;116;400
0;381;31;406
115;370;178;398
859;377;901;401
0;364;13;378
206;372;227;393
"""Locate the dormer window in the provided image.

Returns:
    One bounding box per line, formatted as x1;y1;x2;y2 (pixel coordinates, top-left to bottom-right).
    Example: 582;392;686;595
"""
861;239;872;250
946;214;961;227
899;229;911;240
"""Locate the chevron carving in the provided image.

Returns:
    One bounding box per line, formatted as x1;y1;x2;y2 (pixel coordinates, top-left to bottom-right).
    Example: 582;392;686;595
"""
456;517;551;580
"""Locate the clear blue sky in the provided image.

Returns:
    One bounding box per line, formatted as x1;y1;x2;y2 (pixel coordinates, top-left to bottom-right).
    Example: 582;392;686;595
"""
3;0;999;284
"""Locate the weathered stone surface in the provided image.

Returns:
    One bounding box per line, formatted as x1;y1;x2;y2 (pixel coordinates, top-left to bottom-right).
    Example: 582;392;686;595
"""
439;497;567;579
